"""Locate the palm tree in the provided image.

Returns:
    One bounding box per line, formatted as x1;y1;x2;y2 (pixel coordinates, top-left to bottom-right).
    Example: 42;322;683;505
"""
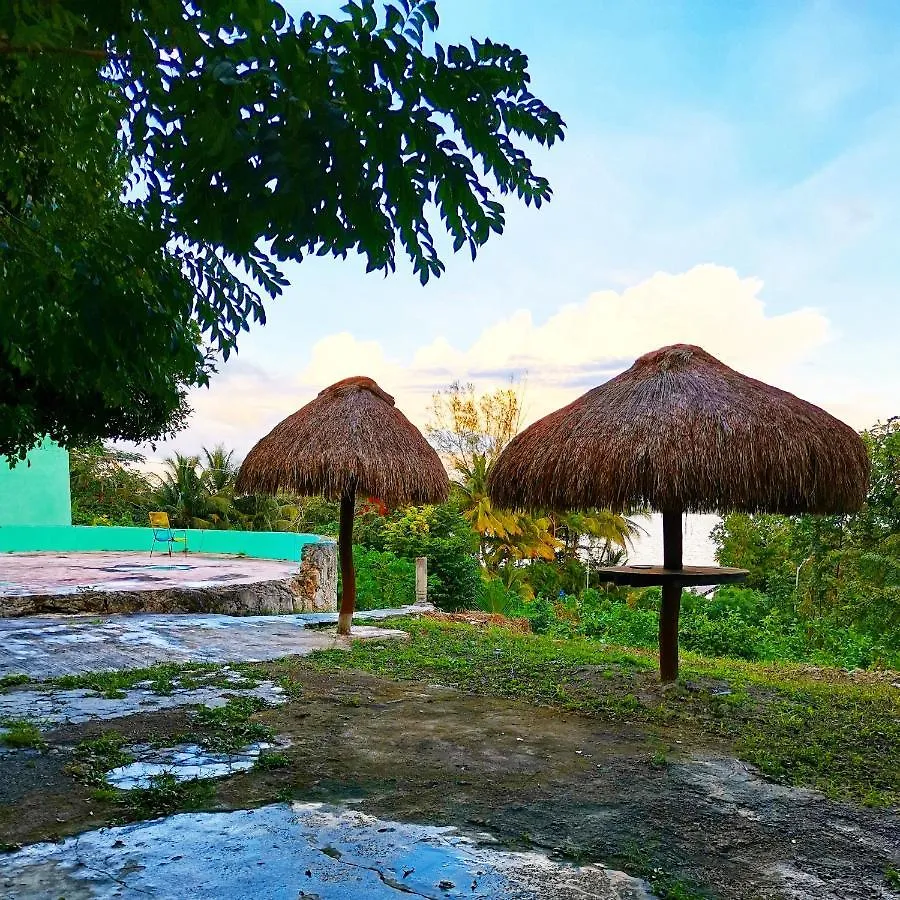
202;445;238;495
552;509;643;563
455;453;562;571
153;453;230;528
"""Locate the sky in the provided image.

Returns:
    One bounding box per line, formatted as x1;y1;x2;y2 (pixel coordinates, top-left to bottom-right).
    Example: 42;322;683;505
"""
140;0;900;471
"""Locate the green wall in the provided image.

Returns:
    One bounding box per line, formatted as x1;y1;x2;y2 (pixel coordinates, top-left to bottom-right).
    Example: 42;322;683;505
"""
0;441;72;527
0;525;325;562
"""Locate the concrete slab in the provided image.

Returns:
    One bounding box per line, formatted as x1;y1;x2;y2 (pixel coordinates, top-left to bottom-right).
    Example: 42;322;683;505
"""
0;609;419;678
0;551;298;597
0;675;287;729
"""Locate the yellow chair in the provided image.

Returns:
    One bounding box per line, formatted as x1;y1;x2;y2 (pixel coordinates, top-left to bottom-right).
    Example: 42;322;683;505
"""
149;512;188;557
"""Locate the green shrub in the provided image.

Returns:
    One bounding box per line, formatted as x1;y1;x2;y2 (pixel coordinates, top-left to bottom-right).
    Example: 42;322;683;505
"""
478;576;523;616
381;504;481;611
351;546;416;611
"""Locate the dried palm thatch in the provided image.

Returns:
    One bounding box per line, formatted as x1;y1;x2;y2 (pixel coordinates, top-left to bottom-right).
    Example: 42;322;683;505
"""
488;344;869;516
487;344;870;682
236;376;449;506
237;376;448;635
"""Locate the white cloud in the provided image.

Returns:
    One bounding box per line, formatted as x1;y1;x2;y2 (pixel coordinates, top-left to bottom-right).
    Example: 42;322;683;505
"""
139;263;864;461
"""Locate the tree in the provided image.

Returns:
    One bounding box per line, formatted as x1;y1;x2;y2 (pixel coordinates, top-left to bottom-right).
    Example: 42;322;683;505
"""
69;442;154;526
713;419;900;663
1;1;565;459
152;453;232;529
201;446;239;496
428;381;523;478
0;52;205;459
428;380;636;574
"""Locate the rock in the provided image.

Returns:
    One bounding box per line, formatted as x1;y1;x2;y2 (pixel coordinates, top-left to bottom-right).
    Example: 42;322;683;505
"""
293;541;337;612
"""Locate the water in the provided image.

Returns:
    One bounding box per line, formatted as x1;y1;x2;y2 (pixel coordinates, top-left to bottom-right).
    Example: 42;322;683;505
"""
105;742;274;789
0;802;655;899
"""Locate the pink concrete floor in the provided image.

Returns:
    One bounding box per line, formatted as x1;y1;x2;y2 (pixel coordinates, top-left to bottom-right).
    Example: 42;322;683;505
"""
0;552;298;598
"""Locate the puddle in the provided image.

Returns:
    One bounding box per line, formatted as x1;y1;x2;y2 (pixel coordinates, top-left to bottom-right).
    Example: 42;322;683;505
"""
0;671;285;730
0;802;655;899
105;742;275;788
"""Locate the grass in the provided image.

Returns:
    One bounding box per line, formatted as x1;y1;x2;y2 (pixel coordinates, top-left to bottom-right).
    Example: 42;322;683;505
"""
254;751;290;771
48;662;257;698
66;732;134;785
188;696;274;752
0;675;31;691
118;772;215;819
0;719;44;749
283;617;899;807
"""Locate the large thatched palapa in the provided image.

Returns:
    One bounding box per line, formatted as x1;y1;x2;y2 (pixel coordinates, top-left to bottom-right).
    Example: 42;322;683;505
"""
488;344;870;680
237;376;449;633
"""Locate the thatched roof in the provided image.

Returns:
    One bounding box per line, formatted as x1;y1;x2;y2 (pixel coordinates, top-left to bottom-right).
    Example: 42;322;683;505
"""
488;344;869;515
236;376;449;505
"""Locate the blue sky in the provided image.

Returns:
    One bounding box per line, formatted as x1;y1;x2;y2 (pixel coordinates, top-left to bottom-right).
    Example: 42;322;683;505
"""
156;0;900;459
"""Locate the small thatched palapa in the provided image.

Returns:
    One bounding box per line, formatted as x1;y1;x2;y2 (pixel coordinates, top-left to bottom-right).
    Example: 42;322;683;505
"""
488;344;869;516
236;376;448;506
237;376;448;635
488;344;870;682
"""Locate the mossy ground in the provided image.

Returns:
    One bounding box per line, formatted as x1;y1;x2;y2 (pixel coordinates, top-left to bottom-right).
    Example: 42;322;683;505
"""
269;616;900;806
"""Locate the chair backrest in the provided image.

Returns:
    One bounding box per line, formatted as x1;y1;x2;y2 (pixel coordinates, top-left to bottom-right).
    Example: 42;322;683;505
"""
149;511;171;529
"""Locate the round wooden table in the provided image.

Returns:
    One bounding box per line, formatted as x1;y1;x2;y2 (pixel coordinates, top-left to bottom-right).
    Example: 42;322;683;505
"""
595;565;749;588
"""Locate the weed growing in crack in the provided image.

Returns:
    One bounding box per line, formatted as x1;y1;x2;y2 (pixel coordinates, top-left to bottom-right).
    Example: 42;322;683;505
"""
0;719;44;749
254;751;290;771
48;662;230;697
122;772;215;818
66;732;134;785
189;696;274;752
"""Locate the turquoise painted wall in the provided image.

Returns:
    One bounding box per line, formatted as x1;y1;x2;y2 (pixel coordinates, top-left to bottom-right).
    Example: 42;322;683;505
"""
0;441;72;527
0;525;326;562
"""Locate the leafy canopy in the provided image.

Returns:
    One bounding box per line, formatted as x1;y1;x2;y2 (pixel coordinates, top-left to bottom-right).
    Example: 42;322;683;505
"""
0;0;564;458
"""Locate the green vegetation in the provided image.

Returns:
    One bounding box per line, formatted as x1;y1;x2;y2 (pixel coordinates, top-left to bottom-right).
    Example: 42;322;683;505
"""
254;751;290;771
67;732;134;785
0;675;30;690
712;417;900;668
352;547;417;610
1;1;562;459
49;662;232;696
0;719;44;749
189;697;274;753
122;773;216;819
292;618;900;806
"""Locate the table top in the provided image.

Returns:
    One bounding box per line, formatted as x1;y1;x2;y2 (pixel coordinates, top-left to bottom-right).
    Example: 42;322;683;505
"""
594;565;749;587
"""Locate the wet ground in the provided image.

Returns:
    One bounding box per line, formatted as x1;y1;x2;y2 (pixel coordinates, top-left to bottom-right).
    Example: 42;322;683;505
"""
0;610;416;677
0;803;652;899
1;664;897;899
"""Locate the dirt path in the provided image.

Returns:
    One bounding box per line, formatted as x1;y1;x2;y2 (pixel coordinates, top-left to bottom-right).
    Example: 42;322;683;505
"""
1;669;897;899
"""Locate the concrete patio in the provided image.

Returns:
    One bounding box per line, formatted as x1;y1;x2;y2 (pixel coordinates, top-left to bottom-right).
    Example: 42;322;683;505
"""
0;609;418;678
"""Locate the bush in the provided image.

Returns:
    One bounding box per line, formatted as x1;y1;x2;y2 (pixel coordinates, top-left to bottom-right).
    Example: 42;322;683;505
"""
381;503;482;611
478;576;523;616
350;546;416;611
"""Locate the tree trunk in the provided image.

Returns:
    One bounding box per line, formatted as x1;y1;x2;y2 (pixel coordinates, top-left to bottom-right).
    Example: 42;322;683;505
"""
660;510;683;682
337;488;356;635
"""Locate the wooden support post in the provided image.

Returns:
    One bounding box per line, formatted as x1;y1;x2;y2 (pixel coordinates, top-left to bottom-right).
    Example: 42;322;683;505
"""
660;510;683;682
415;557;428;605
337;488;356;635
